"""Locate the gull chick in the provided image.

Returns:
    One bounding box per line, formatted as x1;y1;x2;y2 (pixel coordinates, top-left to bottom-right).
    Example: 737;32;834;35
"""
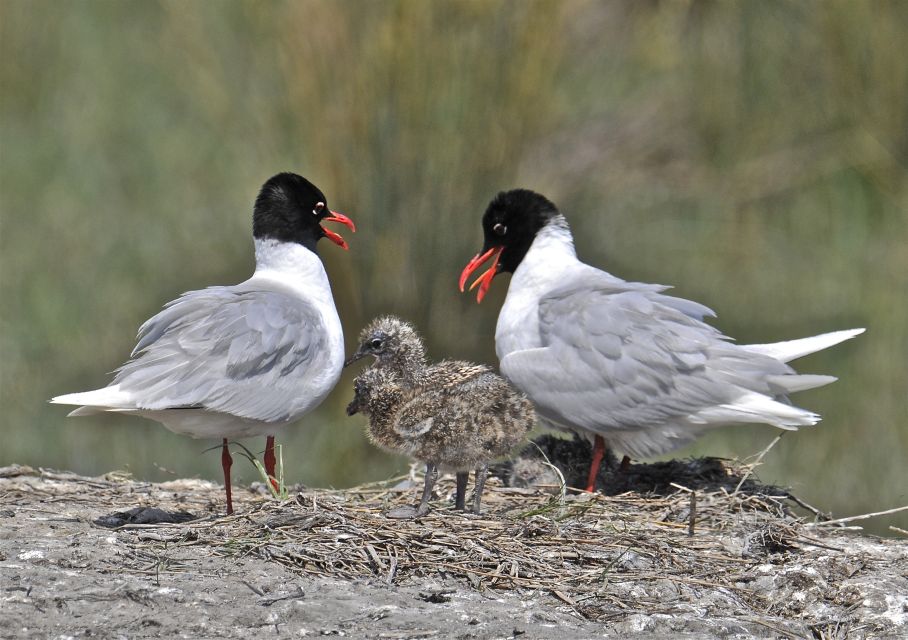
345;317;534;516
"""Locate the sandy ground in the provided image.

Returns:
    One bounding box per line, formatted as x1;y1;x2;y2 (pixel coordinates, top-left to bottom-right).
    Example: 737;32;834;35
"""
1;464;906;639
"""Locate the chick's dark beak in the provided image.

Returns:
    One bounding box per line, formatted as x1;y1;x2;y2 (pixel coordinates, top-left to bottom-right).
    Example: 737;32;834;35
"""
345;399;360;416
344;349;367;368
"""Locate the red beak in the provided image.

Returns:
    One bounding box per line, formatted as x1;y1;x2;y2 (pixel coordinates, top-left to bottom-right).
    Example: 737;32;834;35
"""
459;247;503;303
322;210;356;250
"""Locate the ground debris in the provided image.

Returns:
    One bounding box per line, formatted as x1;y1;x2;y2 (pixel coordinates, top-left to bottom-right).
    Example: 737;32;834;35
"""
94;506;197;528
1;457;906;639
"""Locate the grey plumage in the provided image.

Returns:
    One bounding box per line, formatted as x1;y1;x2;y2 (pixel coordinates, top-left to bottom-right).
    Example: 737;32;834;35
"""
346;317;534;516
50;173;353;515
115;284;330;423
499;265;858;458
57;278;343;438
460;189;864;493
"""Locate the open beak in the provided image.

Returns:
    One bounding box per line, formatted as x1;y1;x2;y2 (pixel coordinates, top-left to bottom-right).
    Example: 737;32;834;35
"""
322;211;356;250
458;246;503;303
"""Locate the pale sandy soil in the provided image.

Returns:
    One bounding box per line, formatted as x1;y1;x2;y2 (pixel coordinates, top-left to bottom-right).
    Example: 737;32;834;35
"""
1;464;906;639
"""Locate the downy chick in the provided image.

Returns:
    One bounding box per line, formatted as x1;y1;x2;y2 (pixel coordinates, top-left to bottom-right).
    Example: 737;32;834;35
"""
345;316;534;516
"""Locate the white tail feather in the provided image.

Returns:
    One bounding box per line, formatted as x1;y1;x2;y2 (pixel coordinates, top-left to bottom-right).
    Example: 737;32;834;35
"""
688;392;820;428
743;328;865;363
766;374;837;394
65;405;103;417
50;385;135;414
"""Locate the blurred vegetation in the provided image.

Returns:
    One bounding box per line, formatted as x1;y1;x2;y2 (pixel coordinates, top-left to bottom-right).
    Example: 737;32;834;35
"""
1;1;905;534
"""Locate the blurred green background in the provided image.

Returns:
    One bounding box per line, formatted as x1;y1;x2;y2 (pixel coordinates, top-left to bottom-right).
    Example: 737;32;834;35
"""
1;1;905;534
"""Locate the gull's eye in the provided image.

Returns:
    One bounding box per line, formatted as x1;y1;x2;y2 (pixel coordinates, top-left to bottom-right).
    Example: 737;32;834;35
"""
370;338;383;349
493;222;507;236
312;202;325;216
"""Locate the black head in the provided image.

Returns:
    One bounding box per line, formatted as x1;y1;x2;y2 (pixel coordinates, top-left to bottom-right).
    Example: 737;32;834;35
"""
459;189;560;302
252;173;355;252
480;189;559;273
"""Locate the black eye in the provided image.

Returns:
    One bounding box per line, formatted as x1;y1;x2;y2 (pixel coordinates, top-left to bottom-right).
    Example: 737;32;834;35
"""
312;202;325;216
370;338;382;349
493;222;507;236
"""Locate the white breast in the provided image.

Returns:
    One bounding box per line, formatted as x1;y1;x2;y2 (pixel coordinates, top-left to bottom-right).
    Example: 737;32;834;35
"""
250;238;345;392
495;220;580;358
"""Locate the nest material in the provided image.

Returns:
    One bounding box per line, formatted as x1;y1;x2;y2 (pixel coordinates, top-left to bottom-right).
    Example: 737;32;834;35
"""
76;442;857;623
3;438;905;634
201;470;818;618
494;433;785;496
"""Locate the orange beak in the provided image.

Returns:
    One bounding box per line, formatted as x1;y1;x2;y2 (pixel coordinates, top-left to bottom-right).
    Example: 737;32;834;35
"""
322;211;356;250
459;247;503;303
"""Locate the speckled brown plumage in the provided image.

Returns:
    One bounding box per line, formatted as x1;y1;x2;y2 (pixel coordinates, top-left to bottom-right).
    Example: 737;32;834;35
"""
346;317;535;516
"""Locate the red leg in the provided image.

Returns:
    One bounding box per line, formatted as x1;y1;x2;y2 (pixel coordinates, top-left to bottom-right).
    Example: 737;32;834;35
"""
619;455;631;473
221;438;234;515
586;435;606;493
264;436;279;491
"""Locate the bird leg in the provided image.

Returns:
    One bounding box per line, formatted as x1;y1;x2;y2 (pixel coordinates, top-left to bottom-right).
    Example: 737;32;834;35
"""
472;464;488;515
221;438;234;515
585;435;606;493
619;455;631;473
415;463;439;517
264;436;279;492
455;471;469;511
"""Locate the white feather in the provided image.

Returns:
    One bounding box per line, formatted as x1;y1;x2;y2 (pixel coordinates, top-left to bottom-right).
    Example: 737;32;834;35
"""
742;328;865;362
51;386;134;415
765;374;837;394
686;392;818;428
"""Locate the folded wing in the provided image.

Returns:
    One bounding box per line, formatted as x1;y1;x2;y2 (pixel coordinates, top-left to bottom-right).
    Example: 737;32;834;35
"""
108;285;329;422
500;273;820;439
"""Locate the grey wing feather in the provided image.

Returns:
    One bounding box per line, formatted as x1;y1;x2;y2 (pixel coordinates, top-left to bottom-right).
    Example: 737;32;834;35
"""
503;275;789;433
115;286;328;422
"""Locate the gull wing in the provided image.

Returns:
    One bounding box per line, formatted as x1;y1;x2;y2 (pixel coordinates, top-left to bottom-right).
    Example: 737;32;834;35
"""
499;273;802;437
113;285;332;422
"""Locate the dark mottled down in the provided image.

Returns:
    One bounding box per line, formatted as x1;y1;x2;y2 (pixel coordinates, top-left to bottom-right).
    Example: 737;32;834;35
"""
346;317;535;514
350;363;533;473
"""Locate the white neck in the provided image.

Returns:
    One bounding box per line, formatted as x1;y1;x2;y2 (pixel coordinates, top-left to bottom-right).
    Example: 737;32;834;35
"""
495;217;581;356
254;237;319;272
242;238;345;413
510;216;579;290
250;238;333;302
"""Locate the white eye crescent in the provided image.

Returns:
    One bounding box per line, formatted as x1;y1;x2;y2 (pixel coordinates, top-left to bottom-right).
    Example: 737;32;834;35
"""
493;222;507;236
313;202;325;216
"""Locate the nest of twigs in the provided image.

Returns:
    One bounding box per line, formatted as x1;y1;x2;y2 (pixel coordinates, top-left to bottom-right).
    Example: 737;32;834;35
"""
212;476;814;618
82;436;847;621
4;435;905;634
